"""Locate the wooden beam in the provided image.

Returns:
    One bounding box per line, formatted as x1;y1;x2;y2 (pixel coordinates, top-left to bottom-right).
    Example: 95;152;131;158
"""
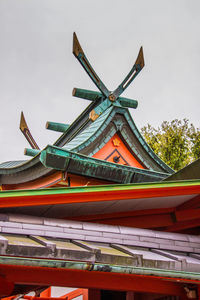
126;291;135;300
69;207;175;221
24;297;59;300
0;264;188;297
176;194;200;211
30;288;88;300
175;208;200;222
87;289;100;300
85;213;174;229
1;183;200;209
165;218;200;232
0;276;14;297
69;208;175;229
62;289;87;300
40;287;51;297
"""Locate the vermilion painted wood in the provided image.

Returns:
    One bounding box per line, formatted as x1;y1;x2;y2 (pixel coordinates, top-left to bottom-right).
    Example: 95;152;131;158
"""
176;194;200;211
67;174;111;187
25;297;59;300
63;289;87;300
87;289;100;300
0;264;190;297
40;287;51;297
79;213;173;228
2;173;63;191
165;218;200;232
69;207;175;221
73;207;200;228
0;184;200;208
93;133;145;169
175;208;200;221
69;207;175;229
2;172;110;191
198;286;200;300
25;289;87;300
0;277;14;297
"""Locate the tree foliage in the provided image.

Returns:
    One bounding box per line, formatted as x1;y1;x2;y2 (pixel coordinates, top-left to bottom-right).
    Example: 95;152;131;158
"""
141;119;200;171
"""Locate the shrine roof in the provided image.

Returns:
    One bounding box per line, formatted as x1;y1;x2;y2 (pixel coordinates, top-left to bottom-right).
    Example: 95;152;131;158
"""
0;105;173;185
0;213;200;279
5;33;200;188
59;105;173;174
63;105;113;152
0;160;27;169
165;158;200;182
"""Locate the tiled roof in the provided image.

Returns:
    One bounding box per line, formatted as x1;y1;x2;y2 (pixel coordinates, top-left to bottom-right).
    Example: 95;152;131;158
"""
63;106;113;152
165;158;200;181
0;106;173;181
0;213;200;276
61;105;173;174
0;160;27;169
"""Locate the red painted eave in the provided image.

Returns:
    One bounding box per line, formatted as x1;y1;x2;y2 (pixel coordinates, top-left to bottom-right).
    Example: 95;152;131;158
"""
0;180;199;209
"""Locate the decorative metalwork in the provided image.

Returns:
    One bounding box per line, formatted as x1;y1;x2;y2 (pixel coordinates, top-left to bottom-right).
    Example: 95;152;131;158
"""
20;111;40;149
73;32;144;120
113;138;121;147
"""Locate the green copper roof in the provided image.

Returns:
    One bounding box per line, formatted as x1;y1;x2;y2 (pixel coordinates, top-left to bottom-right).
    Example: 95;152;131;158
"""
0;33;176;185
40;145;169;183
63;106;113;152
0;102;173;183
164;158;200;181
0;160;27;169
58;104;173;174
0;255;200;281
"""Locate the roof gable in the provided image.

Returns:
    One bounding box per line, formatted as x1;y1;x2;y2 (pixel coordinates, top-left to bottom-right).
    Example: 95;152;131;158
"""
60;105;173;174
0;33;175;187
93;133;144;168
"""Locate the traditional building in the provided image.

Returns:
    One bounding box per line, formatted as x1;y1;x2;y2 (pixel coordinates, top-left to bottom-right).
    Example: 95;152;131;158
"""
0;33;200;300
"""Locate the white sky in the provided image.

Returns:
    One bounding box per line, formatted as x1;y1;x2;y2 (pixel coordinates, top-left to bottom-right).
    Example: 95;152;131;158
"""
0;0;200;163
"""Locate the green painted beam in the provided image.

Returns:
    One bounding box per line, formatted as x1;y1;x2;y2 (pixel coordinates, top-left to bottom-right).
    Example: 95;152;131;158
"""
119;97;138;109
0;176;200;199
73;88;138;109
24;148;40;157
0;256;199;281
46;121;70;133
39;145;168;184
72;88;103;102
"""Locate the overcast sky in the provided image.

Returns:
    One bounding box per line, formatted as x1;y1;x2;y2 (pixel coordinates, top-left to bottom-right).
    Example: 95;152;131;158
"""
0;0;200;163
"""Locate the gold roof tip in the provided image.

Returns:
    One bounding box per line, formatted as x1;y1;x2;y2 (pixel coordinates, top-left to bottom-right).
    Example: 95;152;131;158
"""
20;111;28;132
19;111;40;150
73;32;83;57
135;46;145;69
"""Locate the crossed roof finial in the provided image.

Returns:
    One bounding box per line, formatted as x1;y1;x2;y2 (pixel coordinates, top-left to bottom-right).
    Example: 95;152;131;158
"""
19;34;145;151
73;32;145;120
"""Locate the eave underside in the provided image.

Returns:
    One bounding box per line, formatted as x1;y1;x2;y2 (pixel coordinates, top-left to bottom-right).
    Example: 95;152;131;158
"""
0;180;200;232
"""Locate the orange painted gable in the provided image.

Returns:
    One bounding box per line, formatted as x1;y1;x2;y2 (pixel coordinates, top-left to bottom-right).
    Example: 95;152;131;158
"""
92;133;145;169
